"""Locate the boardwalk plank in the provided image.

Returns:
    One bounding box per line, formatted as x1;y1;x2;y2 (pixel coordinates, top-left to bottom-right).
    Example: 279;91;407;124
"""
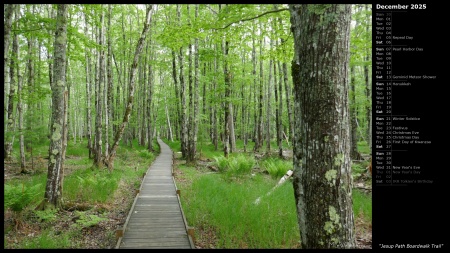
117;138;193;249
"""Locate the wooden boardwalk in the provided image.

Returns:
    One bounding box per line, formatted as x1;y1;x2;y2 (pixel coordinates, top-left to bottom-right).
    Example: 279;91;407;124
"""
116;138;194;249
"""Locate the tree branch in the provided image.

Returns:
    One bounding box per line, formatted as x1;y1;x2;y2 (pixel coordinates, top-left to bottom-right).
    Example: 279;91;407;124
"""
213;8;289;30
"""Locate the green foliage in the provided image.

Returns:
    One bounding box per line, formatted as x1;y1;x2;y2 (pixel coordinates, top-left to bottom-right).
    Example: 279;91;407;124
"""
260;158;292;179
138;149;155;160
213;154;256;177
353;189;372;222
178;167;300;248
4;183;42;213
227;154;255;176
34;208;58;222
213;156;229;173
72;211;108;229
63;169;120;203
21;229;73;249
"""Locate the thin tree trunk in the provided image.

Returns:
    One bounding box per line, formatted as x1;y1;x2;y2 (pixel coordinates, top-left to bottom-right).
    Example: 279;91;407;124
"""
350;66;361;160
223;37;231;158
5;10;18;160
176;5;188;157
282;61;294;144
147;41;154;152
4;4;14;132
94;7;104;167
104;5;154;170
255;20;264;152
84;10;93;159
266;55;273;155
171;49;181;140
18;74;26;172
275;60;283;158
105;4;113;158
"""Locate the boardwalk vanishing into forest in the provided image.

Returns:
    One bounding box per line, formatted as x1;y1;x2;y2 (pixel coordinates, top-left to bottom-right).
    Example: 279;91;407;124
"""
115;138;194;249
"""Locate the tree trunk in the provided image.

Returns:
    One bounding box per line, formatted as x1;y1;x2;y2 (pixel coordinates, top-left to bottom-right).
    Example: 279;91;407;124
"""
255;21;264;152
94;7;104;167
364;5;372;155
223;32;231;158
44;4;68;209
18;74;26;172
276;60;283;158
104;5;154;170
147;41;154;152
171;49;181;140
350;66;361;160
105;4;113;158
289;4;355;248
4;4;14;132
5;9;18;160
84;10;93;159
266;55;272;155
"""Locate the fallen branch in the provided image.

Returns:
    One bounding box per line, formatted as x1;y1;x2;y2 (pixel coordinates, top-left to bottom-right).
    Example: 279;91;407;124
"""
254;169;293;205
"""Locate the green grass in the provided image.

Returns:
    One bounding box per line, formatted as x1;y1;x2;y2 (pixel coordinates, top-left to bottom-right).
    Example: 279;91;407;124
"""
21;229;75;249
178;168;300;248
174;140;372;248
357;141;370;155
259;158;293;179
352;189;372;222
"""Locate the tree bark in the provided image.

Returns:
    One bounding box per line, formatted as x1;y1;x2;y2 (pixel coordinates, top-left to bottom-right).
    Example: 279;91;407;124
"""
104;5;154;170
94;6;104;167
44;4;68;208
290;4;356;248
4;4;14;132
5;7;18;160
83;10;93;159
350;66;361;160
223;29;231;158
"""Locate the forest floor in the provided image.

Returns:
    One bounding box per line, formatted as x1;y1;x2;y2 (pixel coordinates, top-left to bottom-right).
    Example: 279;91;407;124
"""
4;151;372;249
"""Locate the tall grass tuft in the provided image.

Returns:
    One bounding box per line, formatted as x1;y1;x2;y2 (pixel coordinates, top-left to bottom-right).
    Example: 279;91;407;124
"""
260;158;292;179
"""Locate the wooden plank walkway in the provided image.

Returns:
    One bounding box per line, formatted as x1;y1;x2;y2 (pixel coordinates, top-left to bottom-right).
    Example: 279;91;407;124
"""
116;138;194;249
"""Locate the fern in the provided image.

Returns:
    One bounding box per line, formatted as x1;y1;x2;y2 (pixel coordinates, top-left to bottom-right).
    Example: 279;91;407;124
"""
4;183;42;213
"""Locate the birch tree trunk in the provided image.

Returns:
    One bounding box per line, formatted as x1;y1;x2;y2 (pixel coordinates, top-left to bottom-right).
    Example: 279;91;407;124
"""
290;4;356;248
84;10;93;159
43;4;68;208
104;5;154;170
4;4;14;133
94;6;104;167
5;8;18;160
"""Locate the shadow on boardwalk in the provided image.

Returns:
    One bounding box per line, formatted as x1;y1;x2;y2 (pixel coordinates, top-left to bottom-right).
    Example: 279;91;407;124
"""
116;138;194;249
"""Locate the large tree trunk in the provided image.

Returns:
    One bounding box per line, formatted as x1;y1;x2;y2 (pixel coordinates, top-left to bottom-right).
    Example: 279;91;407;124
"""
104;5;154;170
290;4;355;248
43;4;68;209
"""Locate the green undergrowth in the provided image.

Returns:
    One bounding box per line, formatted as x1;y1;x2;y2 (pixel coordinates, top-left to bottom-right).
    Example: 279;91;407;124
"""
4;138;159;249
171;139;372;248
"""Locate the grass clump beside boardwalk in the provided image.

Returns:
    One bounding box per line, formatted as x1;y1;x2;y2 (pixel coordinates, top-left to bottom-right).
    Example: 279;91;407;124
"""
4;138;160;249
170;139;372;249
